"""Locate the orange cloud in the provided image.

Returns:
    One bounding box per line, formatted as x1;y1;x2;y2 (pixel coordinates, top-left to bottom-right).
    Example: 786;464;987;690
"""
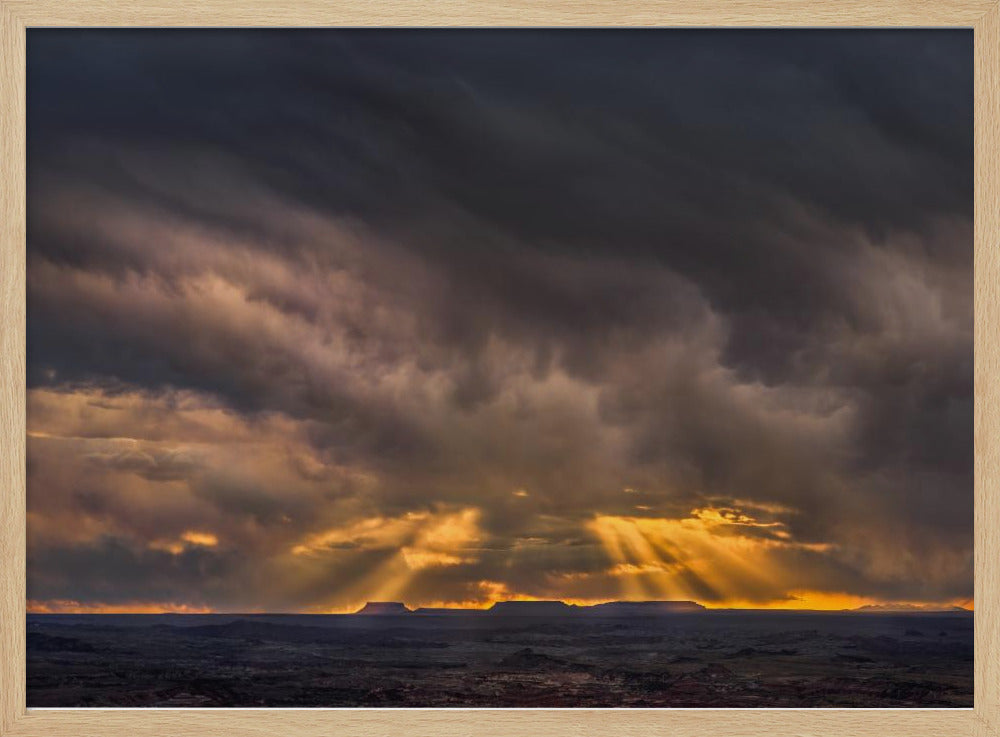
399;549;472;569
180;531;219;547
290;508;481;560
149;530;220;555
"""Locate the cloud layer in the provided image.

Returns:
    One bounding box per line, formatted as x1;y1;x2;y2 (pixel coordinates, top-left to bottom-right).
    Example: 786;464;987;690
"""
26;30;972;611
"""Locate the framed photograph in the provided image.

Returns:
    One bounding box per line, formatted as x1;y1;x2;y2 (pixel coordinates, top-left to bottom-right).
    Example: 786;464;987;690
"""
1;1;997;736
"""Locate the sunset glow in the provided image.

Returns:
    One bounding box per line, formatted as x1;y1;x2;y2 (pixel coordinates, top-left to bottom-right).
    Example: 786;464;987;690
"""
25;30;971;614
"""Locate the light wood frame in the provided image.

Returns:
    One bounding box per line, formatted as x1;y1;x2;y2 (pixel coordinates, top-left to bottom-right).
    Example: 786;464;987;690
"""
1;2;997;735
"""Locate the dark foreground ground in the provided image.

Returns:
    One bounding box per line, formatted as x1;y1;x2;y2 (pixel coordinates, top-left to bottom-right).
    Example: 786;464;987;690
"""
27;611;972;707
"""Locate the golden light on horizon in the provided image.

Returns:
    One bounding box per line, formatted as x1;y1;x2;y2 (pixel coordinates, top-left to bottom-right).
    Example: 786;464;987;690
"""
705;592;975;611
27;599;215;614
23;388;969;616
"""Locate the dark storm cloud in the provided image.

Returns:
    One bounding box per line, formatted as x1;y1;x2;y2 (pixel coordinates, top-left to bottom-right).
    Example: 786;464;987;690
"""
25;30;972;610
27;537;239;606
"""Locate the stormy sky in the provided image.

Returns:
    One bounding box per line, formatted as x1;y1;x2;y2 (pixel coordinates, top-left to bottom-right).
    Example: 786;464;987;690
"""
25;30;973;612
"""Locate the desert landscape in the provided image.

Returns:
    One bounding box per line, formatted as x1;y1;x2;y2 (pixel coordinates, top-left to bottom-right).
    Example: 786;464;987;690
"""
27;604;973;708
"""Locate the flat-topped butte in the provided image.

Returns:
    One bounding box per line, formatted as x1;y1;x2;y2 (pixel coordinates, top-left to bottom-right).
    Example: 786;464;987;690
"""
358;599;706;616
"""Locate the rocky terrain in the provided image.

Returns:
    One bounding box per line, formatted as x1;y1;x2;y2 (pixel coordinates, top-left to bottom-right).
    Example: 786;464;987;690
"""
27;610;973;707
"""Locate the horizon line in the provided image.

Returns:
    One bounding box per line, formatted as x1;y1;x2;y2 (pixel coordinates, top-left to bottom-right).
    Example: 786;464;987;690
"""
26;597;974;616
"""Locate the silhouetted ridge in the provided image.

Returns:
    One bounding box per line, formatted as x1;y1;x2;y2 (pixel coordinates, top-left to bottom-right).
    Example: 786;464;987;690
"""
355;602;411;615
488;600;576;616
853;603;970;613
388;600;709;616
413;607;486;616
586;600;705;615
